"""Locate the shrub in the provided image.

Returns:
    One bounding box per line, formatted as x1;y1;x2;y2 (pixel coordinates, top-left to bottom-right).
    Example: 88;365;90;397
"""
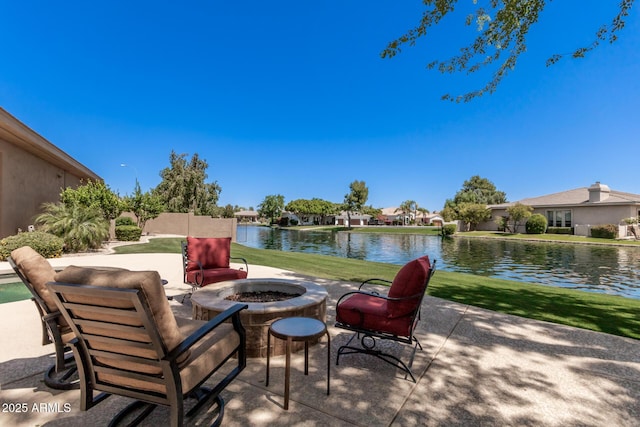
115;225;142;241
442;224;457;236
115;216;136;226
591;224;618;239
0;231;64;260
35;203;109;252
526;214;547;234
547;227;573;235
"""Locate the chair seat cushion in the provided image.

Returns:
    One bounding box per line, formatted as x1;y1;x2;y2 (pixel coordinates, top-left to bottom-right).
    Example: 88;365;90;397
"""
336;293;413;338
186;268;248;287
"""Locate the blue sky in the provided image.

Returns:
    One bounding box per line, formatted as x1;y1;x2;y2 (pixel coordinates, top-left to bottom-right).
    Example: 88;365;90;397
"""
2;1;639;211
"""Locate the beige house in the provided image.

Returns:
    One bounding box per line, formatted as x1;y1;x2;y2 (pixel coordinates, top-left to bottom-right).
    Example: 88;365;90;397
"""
234;210;260;223
0;108;100;238
482;182;640;236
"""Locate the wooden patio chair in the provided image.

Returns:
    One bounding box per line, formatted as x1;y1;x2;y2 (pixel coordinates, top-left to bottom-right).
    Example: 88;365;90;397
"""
48;266;247;426
8;246;78;389
181;237;248;293
334;256;436;382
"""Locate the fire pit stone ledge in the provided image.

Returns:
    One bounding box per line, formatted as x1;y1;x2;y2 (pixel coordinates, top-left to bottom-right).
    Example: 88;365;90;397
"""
191;278;328;357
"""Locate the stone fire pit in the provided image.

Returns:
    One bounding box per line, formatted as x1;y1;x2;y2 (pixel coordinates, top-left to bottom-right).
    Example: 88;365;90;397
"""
191;278;328;358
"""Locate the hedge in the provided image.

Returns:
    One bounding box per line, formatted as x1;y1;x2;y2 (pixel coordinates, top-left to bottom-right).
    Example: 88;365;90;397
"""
0;231;64;260
590;224;617;239
115;225;142;241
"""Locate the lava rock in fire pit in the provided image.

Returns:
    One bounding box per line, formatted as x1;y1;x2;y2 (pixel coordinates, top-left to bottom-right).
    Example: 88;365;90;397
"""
224;291;303;303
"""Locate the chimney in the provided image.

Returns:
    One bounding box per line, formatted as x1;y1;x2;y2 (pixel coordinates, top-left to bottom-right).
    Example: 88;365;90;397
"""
588;181;610;202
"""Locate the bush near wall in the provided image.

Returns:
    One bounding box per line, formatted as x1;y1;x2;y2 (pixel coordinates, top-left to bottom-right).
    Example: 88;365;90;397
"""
590;224;618;239
547;227;573;235
115;225;142;241
526;214;547;234
443;224;457;236
0;231;64;260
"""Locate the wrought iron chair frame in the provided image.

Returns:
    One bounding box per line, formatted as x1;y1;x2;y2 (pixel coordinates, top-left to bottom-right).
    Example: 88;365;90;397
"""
335;259;436;382
181;240;248;293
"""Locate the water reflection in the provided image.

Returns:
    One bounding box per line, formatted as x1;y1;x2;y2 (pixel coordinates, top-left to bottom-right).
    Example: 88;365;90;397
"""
237;225;640;299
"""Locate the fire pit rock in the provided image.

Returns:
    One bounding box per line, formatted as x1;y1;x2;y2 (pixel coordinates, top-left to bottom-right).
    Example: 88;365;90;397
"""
191;278;328;358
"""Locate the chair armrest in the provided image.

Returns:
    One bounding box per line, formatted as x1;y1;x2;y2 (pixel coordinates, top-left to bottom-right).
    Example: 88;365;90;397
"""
184;257;205;286
336;289;387;306
337;289;424;306
165;303;248;362
230;256;249;274
358;278;392;292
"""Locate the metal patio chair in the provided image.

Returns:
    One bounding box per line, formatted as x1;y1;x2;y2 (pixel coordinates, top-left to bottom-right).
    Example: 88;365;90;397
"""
8;246;78;389
48;266;247;426
181;237;248;293
335;256;436;382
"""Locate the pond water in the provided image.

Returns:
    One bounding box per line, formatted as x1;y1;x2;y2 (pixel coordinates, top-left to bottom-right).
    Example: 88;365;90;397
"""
236;225;640;299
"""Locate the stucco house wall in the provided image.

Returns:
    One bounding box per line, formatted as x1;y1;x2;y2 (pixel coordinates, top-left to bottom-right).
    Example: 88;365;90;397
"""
481;182;640;236
0;108;100;238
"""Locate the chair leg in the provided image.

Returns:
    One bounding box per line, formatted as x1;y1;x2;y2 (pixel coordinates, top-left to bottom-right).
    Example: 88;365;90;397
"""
336;333;420;382
109;401;157;427
44;354;78;390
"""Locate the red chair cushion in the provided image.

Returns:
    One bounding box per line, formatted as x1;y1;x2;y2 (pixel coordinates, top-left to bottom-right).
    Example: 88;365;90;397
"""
336;294;413;337
186;268;248;287
186;237;231;270
386;256;431;317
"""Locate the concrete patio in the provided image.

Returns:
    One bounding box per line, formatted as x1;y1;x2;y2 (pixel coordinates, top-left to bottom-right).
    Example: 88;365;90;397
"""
1;252;639;426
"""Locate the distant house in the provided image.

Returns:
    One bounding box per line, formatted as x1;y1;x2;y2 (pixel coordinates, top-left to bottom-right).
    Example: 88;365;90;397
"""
334;212;371;227
379;207;412;225
481;182;640;236
234;210;260;223
0;108;100;238
413;210;444;226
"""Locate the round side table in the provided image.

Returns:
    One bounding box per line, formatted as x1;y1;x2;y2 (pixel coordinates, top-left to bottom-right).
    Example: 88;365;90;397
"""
265;317;330;410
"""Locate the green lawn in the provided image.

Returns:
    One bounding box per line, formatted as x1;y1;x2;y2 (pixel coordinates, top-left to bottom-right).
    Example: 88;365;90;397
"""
457;230;640;246
114;237;640;340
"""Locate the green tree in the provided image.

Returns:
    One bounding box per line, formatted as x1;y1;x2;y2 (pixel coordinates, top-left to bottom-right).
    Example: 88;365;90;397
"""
125;181;164;229
417;207;430;224
457;203;491;231
35;203;109;252
285;198;339;224
453;175;507;205
153;151;221;216
397;200;419;225
342;180;369;229
506;202;534;233
443;176;506;227
381;1;635;102
258;194;285;225
220;204;236;218
361;204;382;219
60;180;124;221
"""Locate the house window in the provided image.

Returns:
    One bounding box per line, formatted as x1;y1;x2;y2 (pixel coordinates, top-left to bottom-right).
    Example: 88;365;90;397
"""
546;210;572;227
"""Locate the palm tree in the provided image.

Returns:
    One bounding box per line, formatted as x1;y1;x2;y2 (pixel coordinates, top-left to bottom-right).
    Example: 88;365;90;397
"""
35;203;109;252
396;200;418;225
417;207;430;225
